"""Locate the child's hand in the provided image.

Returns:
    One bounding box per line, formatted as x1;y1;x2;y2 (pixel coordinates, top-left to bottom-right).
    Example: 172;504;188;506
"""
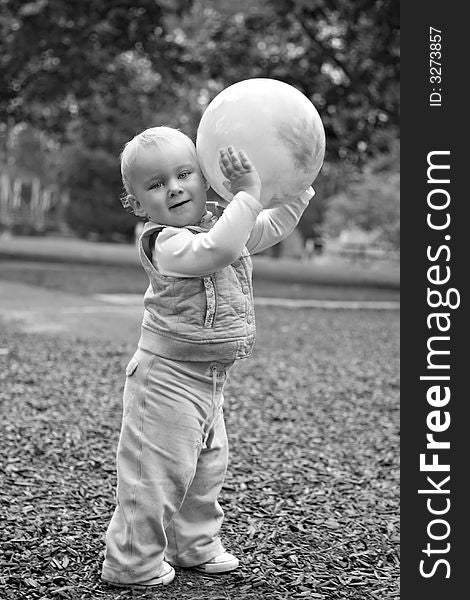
218;146;261;202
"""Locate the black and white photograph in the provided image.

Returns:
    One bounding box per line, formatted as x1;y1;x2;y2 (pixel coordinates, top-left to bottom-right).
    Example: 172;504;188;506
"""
0;1;409;599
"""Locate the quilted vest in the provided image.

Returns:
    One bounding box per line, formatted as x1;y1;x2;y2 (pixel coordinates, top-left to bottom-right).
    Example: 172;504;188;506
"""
136;217;256;361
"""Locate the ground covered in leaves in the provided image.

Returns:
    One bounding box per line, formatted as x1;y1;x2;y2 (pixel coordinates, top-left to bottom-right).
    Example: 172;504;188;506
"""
0;307;399;600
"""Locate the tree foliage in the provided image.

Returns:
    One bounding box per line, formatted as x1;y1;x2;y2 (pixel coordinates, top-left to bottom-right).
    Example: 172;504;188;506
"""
322;141;400;249
1;0;197;237
1;0;192;136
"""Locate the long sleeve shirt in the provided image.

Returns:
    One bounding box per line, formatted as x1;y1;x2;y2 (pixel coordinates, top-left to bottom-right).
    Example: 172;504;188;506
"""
152;187;314;277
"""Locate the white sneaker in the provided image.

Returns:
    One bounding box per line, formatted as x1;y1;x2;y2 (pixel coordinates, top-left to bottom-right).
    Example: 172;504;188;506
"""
103;561;175;588
193;552;240;574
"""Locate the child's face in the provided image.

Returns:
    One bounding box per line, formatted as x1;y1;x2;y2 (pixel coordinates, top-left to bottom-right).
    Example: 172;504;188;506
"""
128;140;208;226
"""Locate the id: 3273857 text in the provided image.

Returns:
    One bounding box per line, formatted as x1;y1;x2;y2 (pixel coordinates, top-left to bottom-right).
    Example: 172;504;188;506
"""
429;27;442;108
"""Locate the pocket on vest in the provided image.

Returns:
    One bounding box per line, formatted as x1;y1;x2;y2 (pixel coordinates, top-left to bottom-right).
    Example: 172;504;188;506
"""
172;278;215;329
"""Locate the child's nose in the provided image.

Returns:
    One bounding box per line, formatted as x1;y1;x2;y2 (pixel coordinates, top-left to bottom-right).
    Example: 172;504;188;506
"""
168;179;183;197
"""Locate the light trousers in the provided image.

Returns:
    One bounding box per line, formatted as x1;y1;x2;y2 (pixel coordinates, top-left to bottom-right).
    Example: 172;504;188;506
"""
101;349;234;584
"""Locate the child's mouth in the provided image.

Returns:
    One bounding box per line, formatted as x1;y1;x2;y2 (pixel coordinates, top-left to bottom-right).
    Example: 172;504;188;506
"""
169;199;190;210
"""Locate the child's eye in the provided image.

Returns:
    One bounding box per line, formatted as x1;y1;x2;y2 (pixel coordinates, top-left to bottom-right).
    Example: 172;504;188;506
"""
149;181;164;189
178;171;191;179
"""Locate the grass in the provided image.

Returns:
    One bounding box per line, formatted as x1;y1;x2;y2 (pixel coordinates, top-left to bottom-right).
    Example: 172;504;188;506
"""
0;260;400;302
0;297;399;600
0;233;399;302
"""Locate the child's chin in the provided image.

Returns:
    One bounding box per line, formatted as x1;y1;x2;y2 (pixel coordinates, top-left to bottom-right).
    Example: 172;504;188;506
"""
173;213;203;227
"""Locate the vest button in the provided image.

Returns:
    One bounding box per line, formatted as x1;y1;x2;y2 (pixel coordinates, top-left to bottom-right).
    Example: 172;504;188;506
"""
246;315;253;324
242;285;250;294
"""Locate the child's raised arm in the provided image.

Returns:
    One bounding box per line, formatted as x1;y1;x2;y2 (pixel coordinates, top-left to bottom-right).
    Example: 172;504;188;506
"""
245;187;315;255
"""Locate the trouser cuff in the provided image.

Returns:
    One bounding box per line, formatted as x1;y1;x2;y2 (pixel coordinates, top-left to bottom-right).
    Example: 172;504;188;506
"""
165;539;225;568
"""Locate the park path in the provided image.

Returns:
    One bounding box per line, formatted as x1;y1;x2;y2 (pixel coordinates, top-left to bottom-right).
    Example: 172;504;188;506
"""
0;236;399;343
0;280;143;344
0;277;399;351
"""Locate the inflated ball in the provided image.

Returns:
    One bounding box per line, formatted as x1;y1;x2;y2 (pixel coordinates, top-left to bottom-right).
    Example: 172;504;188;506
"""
196;78;325;206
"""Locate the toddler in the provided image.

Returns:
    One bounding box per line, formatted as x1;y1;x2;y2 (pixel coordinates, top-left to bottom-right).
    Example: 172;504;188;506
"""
101;126;314;587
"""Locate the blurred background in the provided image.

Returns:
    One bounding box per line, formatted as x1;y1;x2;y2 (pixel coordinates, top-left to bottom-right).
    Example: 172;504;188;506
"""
0;0;399;282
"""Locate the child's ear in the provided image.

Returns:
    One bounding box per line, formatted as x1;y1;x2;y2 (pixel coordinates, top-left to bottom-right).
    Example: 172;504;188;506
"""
204;178;210;191
127;194;147;217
